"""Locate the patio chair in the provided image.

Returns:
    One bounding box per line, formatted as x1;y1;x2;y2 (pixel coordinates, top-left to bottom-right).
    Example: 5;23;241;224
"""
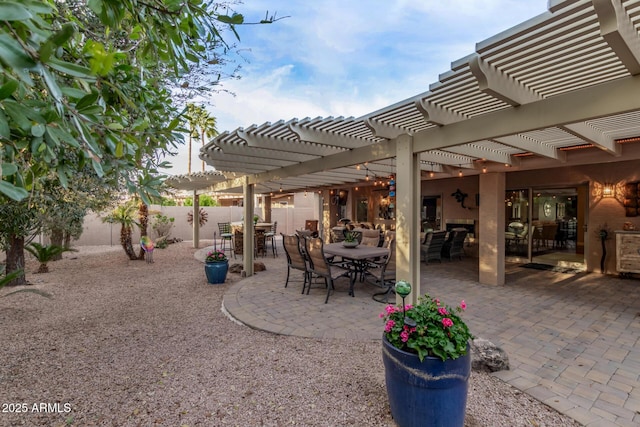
218;222;234;258
360;229;382;247
441;228;467;261
264;221;278;257
421;230;447;263
368;238;396;303
281;233;310;293
305;237;351;304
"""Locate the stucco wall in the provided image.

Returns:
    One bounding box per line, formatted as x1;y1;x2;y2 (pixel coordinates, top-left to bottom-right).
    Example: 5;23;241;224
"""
72;193;320;247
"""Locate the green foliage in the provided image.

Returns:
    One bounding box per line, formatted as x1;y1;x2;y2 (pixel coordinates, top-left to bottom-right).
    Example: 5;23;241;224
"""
25;242;73;263
0;0;252;203
0;266;51;298
183;195;218;206
381;293;473;362
151;213;174;240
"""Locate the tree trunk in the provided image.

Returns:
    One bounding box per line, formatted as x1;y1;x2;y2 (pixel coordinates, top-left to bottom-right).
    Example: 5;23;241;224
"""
6;234;27;286
63;232;71;250
137;203;149;260
50;228;64;261
120;225;137;260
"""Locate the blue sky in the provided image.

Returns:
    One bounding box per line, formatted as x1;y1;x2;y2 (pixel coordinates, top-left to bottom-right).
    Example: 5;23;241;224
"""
170;0;547;175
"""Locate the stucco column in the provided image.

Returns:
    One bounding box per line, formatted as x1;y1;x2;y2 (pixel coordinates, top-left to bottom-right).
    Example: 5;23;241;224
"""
242;177;255;276
479;172;505;285
395;134;421;304
192;190;200;249
263;195;272;223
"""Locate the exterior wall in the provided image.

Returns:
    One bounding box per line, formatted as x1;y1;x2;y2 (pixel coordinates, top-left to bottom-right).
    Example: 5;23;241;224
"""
420;175;480;232
507;160;640;274
72;192;321;247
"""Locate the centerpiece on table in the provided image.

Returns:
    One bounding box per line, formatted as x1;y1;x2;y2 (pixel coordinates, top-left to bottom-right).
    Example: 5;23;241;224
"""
204;249;228;284
380;281;474;427
342;230;359;248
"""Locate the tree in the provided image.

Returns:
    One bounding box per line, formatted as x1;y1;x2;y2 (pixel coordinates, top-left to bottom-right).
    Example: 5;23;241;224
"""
184;103;207;174
0;1;276;278
103;202;139;260
198;113;218;172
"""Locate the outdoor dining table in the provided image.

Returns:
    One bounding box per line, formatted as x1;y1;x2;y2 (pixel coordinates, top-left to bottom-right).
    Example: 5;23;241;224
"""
323;243;390;297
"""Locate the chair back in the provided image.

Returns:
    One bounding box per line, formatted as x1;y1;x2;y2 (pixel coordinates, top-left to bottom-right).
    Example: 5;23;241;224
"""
305;237;330;278
270;221;278;234
382;230;396;248
218;222;231;235
282;234;306;270
360;229;381;247
385;238;397;273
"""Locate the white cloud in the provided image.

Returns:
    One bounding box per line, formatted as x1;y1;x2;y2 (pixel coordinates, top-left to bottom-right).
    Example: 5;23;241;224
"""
166;0;547;175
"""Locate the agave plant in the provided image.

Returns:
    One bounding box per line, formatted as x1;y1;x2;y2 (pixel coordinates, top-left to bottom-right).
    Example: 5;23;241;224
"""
25;243;75;274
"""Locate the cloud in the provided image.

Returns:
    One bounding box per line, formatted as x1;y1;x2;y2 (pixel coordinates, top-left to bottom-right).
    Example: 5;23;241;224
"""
167;0;547;175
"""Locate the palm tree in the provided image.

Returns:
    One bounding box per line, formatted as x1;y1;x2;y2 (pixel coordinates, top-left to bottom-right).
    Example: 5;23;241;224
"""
184;104;208;174
197;114;218;171
25;242;75;273
103;203;139;260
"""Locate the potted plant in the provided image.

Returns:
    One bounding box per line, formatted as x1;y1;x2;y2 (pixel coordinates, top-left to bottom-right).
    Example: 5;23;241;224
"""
204;249;229;284
342;230;359;248
380;281;473;427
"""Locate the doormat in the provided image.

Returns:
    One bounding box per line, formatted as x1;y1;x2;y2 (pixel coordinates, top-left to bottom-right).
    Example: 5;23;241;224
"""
521;263;582;274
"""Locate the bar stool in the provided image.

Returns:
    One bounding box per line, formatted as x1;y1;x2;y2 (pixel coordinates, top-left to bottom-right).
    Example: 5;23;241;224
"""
218;222;234;258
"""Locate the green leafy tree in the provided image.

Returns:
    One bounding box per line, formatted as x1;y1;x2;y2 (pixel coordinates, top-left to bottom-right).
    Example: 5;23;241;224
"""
102;202;139;260
0;1;277;277
0;200;40;286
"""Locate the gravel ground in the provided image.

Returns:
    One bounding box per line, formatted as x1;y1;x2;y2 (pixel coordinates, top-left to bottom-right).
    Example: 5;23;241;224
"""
0;242;580;426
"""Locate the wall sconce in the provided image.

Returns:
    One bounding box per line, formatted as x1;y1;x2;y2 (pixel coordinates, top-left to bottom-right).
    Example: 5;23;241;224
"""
603;184;615;198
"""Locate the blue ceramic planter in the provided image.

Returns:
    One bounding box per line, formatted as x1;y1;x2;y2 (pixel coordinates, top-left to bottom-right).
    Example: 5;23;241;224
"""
204;260;229;284
382;335;470;427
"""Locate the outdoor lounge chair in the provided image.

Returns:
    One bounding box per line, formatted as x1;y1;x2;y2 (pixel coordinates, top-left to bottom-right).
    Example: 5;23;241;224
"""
420;230;447;263
441;228;467;261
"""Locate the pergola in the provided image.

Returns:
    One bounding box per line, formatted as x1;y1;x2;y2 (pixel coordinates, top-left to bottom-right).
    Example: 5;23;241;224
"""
197;0;640;303
165;171;227;247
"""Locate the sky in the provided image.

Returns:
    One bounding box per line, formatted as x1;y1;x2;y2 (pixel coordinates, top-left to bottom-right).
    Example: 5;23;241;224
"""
166;0;548;176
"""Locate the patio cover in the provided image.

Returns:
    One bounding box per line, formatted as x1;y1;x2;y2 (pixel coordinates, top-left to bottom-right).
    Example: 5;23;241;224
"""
196;0;640;298
165;171;227;247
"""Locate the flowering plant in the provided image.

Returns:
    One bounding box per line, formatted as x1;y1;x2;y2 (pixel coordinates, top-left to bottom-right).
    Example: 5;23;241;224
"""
205;249;227;262
380;294;473;361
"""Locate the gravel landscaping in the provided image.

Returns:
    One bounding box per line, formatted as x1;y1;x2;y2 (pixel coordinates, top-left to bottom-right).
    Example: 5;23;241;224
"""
0;242;580;426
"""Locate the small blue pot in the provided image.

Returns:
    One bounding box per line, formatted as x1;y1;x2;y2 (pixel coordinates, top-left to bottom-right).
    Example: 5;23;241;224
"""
204;260;229;284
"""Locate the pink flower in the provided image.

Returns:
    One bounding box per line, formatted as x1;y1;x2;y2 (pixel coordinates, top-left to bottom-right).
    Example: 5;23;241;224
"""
442;318;454;328
460;300;467;310
379;312;385;318
404;304;413;311
437;307;448;316
385;320;395;332
435;298;440;306
400;330;410;342
385;305;397;315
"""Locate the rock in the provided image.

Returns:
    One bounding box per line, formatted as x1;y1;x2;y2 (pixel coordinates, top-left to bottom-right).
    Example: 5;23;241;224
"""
229;262;267;274
471;338;510;372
